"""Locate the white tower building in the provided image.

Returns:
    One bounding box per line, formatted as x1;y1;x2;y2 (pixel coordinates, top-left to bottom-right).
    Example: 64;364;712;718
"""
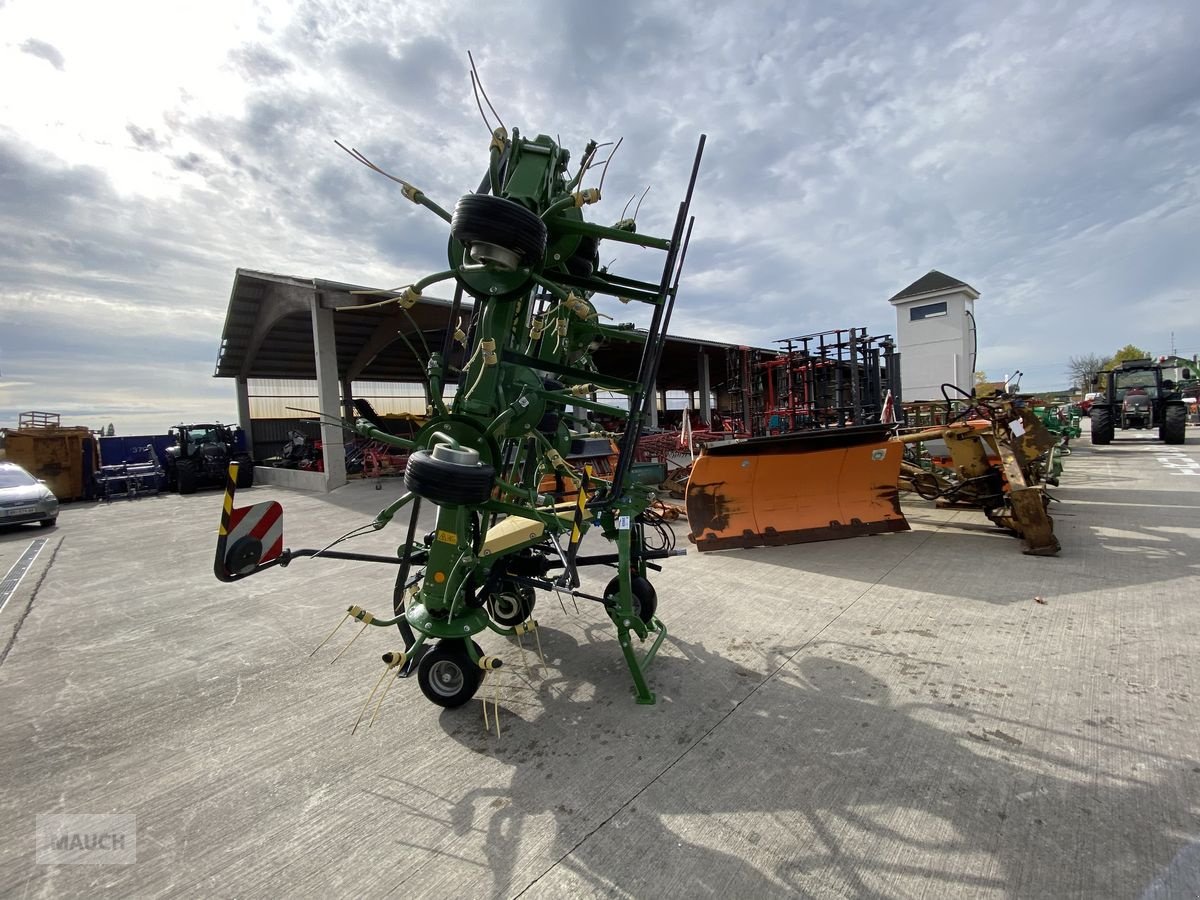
887;270;979;402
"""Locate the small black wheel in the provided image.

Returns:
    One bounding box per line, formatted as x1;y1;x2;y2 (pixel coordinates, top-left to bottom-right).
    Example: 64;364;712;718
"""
39;517;57;528
417;639;483;708
603;574;658;624
404;449;495;506
564;235;600;277
450;194;547;266
234;454;255;488
1090;407;1113;445
1163;404;1186;445
176;459;198;494
487;584;536;627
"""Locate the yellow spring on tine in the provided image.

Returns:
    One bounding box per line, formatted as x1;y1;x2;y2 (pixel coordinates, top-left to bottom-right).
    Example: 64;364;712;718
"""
310;612;351;658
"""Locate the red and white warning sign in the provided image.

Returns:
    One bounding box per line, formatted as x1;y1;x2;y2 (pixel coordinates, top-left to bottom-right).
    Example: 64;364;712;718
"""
227;500;284;564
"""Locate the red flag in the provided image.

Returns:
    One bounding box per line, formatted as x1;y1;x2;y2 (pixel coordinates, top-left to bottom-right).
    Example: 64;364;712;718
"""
880;390;897;424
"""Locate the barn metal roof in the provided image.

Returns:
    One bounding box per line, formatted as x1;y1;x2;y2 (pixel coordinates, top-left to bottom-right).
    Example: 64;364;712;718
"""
214;269;762;392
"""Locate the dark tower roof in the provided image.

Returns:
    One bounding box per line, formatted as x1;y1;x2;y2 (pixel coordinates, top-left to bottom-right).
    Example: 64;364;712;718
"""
888;270;978;302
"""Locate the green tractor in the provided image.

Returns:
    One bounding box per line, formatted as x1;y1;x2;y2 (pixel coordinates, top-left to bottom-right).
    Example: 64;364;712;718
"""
1089;359;1189;445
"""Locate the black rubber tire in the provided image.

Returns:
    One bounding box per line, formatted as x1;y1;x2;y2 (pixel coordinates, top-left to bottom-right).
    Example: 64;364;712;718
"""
39;517;57;528
603;575;658;624
451;194;547;264
403;450;495;506
487;584;536;627
565;235;600;277
234;454;255;488
416;639;483;708
1090;407;1114;445
1163;404;1187;445
176;459;198;494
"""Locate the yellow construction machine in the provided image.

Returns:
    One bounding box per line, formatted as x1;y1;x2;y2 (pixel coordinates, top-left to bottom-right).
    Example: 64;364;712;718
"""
894;398;1060;555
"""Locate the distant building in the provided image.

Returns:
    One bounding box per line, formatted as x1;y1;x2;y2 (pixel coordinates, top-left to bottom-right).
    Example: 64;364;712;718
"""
887;270;979;402
1156;355;1197;385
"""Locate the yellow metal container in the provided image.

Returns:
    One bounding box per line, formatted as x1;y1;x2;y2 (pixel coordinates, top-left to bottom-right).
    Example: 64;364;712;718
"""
4;426;97;501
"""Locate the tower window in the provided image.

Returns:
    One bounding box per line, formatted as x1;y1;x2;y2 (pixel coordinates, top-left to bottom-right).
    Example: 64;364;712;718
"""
910;301;947;321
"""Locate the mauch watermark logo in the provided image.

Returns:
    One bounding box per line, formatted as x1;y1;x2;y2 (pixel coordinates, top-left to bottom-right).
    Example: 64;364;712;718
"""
36;814;136;865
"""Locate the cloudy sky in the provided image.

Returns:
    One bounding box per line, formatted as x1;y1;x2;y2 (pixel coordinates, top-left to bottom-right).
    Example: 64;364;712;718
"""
1;0;1198;434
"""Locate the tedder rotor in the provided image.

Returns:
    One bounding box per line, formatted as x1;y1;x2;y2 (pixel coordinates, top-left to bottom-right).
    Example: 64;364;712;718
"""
214;99;705;712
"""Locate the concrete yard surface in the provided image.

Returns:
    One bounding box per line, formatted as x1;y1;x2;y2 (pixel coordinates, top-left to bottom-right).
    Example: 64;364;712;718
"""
1;432;1199;898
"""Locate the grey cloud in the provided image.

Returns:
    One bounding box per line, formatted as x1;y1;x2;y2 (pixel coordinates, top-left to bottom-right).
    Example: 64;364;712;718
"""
337;35;460;108
229;43;293;79
126;124;165;151
172;152;215;177
19;38;64;71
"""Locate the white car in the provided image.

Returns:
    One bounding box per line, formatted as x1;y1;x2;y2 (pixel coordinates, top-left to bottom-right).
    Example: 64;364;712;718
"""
0;462;59;528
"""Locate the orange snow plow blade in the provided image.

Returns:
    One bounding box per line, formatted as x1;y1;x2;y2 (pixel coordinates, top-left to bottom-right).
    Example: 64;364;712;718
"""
685;424;908;551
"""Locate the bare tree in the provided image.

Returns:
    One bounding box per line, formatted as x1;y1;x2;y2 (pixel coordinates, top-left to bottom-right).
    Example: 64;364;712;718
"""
1067;353;1106;391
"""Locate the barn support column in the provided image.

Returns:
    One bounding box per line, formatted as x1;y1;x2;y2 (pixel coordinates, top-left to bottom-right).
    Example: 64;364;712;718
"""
312;297;347;491
698;351;712;425
235;377;253;456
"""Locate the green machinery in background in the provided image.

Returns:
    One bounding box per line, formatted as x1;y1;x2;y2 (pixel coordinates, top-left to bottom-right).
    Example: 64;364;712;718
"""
216;113;706;710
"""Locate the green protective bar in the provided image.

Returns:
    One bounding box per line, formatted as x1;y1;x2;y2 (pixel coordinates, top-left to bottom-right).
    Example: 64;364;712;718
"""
529;272;572;301
592;323;649;345
640;618;668;669
547;215;671;251
372;491;416;528
356;423;416;450
410;191;451;224
425;353;449;417
540;193;580;220
414;269;457;293
530;388;630;419
493;474;538;505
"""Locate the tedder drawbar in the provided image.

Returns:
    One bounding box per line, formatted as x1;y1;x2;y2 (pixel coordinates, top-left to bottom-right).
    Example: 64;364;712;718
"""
214;107;705;714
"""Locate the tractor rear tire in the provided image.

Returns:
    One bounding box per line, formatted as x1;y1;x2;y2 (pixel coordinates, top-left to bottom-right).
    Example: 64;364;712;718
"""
604;575;658;625
234;454;255;488
176;460;198;494
403;449;495;506
1163;405;1187;445
1090;408;1114;445
451;194;547;265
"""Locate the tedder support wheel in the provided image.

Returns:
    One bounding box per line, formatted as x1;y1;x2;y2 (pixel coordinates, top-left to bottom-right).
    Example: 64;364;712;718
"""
450;194;548;267
487;583;536;627
417;639;483;708
404;448;495;506
1163;405;1187;445
176;459;198;494
604;575;658;625
1090;407;1114;445
565;234;600;277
